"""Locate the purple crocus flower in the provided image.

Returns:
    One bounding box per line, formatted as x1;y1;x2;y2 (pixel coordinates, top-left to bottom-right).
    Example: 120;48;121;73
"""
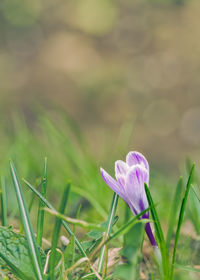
100;151;157;247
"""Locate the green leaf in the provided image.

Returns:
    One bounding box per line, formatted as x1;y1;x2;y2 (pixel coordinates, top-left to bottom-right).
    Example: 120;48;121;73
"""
23;179;87;257
37;158;47;246
49;184;70;279
0;226;46;280
10;162;43;280
170;164;195;280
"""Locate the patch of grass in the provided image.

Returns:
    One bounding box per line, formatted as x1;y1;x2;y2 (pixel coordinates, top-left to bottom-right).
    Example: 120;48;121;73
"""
0;114;199;279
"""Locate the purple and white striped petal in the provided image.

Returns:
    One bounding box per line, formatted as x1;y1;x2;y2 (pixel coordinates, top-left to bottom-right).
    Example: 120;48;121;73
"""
100;168;128;203
115;160;128;187
100;151;157;248
124;164;149;214
126;151;149;172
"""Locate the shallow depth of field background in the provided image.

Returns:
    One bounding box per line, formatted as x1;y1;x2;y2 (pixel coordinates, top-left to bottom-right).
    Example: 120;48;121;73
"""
1;0;200;217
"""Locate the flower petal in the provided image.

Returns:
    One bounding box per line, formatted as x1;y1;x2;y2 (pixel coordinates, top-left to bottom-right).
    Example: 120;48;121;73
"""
115;160;128;186
100;167;128;203
125;165;149;213
126;151;149;171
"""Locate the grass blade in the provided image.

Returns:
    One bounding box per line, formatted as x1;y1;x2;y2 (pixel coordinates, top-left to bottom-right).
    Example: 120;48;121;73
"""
37;158;47;246
1;176;8;226
23;178;87;257
10;161;43;280
44;208;105;231
145;184;169;279
49;183;70;279
170;164;195;280
145;184;165;246
175;264;200;273
97;193;119;274
166;177;183;249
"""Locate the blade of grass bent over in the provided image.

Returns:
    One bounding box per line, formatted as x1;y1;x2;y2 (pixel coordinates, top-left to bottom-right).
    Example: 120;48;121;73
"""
10;162;43;280
23;178;87;257
166;177;183;249
97;193;119;274
170;164;195;280
44;208;105;231
175;264;200;273
37;158;47;246
49;183;70;279
1;176;8;226
145;184;169;279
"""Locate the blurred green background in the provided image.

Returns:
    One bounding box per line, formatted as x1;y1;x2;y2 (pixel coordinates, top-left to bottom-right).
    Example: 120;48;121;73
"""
0;0;200;212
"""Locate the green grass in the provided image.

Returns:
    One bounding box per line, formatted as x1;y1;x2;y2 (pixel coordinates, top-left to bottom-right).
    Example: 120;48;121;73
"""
0;114;199;279
10;161;43;280
36;158;47;247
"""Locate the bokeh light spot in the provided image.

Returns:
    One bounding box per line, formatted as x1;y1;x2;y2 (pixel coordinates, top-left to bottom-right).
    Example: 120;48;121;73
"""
71;0;118;35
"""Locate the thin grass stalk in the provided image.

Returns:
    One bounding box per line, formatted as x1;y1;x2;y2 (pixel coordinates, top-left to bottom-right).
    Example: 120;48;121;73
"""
1;177;8;226
97;193;119;274
23;178;87;257
170;164;195;280
10;162;43;280
37;158;47;246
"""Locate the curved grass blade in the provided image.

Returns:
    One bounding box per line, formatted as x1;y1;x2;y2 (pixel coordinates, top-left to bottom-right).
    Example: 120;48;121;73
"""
166;177;183;249
145;183;169;279
49;183;70;279
10;162;43;280
1;176;8;226
97;193;119;274
44;208;105;231
23;178;87;257
175;264;200;273
37;158;47;246
170;164;195;280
